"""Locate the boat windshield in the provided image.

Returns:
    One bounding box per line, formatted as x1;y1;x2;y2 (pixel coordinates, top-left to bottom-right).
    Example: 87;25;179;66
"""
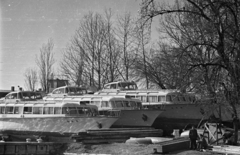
19;92;43;100
103;81;138;90
118;82;137;90
66;87;87;95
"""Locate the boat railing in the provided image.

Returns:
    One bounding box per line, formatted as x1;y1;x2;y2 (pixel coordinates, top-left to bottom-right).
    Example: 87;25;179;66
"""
1;100;56;105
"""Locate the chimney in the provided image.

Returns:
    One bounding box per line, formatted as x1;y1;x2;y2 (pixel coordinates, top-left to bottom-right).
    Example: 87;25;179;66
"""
11;86;15;91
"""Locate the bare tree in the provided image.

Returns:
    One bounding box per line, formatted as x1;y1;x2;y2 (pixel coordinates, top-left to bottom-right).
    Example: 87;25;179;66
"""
60;45;84;86
36;38;55;93
102;9;122;84
24;68;38;91
134;19;151;88
116;12;137;80
75;12;107;89
140;0;240;144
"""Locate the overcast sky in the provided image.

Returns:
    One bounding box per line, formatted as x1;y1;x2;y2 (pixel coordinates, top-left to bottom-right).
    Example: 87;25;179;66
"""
0;0;164;90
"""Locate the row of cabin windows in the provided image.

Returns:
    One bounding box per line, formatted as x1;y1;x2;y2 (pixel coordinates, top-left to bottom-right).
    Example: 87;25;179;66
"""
128;95;195;103
52;88;87;95
5;92;42;100
81;101;142;108
0;106;96;115
104;83;137;90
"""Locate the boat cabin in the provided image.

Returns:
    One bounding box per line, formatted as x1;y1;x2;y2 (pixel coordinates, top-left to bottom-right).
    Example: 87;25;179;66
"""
0;91;43;103
101;81;138;91
0;101;99;117
47;86;88;97
78;96;142;116
95;90;196;108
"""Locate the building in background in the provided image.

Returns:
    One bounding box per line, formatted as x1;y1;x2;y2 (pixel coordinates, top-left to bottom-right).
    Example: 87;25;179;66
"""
48;78;68;93
0;86;15;98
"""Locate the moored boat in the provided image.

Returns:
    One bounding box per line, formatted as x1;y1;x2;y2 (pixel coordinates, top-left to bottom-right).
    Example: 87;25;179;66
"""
78;96;162;127
0;100;118;139
0;91;43;103
95;81;234;135
44;94;162;127
44;85;89;98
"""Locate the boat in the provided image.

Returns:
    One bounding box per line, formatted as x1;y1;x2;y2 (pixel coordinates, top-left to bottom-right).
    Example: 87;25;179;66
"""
0;99;119;140
95;81;234;135
44;94;162;127
101;81;138;91
0;91;43;103
44;85;89;98
78;96;162;127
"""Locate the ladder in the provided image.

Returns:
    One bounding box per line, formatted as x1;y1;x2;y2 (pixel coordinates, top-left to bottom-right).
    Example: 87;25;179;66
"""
202;123;223;145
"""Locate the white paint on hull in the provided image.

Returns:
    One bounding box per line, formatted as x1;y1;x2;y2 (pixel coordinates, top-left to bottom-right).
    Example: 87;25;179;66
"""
113;110;161;127
0;116;118;134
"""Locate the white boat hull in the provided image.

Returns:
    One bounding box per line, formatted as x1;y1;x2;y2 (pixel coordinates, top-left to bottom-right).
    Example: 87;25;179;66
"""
112;109;161;127
152;103;235;135
0;116;118;135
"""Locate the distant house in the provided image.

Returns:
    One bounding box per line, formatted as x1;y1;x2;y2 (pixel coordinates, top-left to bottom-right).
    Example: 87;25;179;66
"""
0;90;12;98
0;86;15;98
48;78;68;93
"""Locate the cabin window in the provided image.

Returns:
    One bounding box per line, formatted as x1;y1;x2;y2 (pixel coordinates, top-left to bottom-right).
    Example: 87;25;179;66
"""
77;107;85;115
5;94;17;99
184;96;189;102
127;95;135;99
84;107;92;115
110;84;117;89
43;107;54;114
158;96;166;102
54;107;61;114
80;101;90;105
170;95;176;102
0;107;5;114
24;107;32;114
62;107;78;115
76;88;87;95
129;101;136;107
22;92;31;99
52;88;64;94
122;101;130;107
104;84;111;89
5;94;11;99
148;96;158;102
91;101;101;107
109;101;115;108
92;108;98;115
136;96;141;100
5;107;14;114
69;107;78;115
101;101;109;107
59;88;65;94
14;107;19;114
129;83;137;89
141;96;147;102
62;107;68;114
52;89;59;94
33;107;43;114
118;83;122;88
26;92;42;99
115;101;123;107
137;102;142;108
107;110;121;117
166;95;172;102
35;93;43;99
192;97;196;102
